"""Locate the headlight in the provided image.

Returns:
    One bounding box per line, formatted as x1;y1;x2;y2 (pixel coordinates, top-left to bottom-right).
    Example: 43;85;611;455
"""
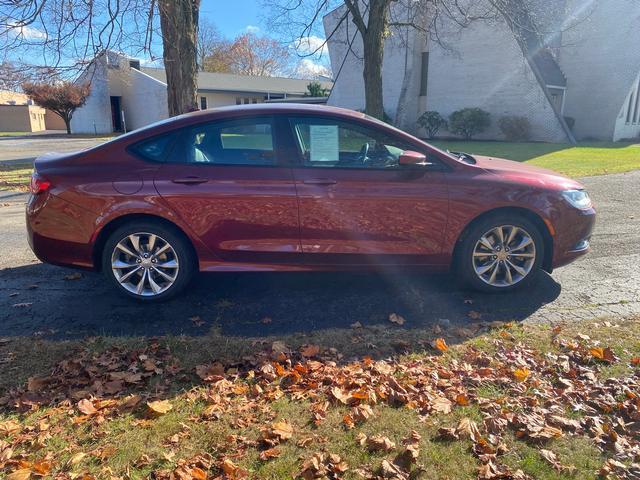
562;190;592;209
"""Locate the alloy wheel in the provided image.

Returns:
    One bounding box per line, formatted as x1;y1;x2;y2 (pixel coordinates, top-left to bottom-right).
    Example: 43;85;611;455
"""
472;225;536;288
111;232;179;296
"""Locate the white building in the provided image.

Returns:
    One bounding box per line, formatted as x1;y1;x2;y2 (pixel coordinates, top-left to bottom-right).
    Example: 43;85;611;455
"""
324;0;640;142
71;51;332;134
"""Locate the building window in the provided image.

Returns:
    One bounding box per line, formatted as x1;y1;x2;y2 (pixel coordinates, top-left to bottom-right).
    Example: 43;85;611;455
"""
419;51;429;97
236;97;242;105
200;96;208;110
626;92;634;124
634;79;640;124
252;98;258;104
243;98;250;104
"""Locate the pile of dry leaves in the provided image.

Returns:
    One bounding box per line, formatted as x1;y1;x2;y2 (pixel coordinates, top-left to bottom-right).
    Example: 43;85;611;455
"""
0;326;639;479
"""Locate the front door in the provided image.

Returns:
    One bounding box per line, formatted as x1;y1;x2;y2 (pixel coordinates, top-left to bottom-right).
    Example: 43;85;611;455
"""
287;116;449;265
153;116;301;264
110;96;122;132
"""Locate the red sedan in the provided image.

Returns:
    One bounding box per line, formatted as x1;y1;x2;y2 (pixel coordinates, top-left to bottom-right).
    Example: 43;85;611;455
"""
27;104;595;301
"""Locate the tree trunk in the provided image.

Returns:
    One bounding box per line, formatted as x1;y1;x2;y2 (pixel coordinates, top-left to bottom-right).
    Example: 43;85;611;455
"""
361;0;388;120
158;0;201;117
63;114;71;134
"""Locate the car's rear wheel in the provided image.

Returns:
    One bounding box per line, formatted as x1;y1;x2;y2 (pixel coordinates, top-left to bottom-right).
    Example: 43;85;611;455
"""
456;214;544;293
102;221;195;301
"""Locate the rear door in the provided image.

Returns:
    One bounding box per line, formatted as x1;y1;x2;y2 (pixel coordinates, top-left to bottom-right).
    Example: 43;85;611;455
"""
287;115;450;266
152;116;301;263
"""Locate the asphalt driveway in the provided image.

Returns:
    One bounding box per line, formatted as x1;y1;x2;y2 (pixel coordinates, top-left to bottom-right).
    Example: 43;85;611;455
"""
0;134;111;164
0;170;639;340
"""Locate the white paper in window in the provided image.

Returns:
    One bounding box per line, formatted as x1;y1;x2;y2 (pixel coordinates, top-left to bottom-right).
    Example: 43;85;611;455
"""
309;125;339;162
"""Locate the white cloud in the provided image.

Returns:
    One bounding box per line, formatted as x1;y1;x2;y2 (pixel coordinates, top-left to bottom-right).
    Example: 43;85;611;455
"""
244;25;260;34
292;35;328;56
294;58;332;80
8;23;47;40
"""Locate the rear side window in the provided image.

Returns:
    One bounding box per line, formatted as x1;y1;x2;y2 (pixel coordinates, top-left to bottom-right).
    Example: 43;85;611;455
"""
130;132;179;162
173;117;276;165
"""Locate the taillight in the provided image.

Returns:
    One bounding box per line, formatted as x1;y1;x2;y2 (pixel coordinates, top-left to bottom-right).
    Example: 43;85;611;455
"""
30;172;51;194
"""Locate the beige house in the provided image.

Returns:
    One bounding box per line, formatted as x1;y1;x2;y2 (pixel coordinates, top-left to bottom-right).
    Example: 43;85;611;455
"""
72;51;333;134
0;89;67;132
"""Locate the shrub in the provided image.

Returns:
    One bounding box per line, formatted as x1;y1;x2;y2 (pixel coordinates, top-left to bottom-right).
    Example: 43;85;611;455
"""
448;108;491;139
417;111;447;139
498;115;532;141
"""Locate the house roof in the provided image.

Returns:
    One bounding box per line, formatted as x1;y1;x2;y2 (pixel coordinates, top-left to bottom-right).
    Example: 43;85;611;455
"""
140;67;333;96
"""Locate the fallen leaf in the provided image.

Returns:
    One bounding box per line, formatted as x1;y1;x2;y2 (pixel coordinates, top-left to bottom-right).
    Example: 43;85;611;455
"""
468;310;482;319
431;396;452;414
513;368;530;382
301;344;320;358
432;337;448;352
270;420;293;441
196;363;225;381
77;399;97;415
191;467;207;480
361;434;396;452
66;452;87;468
589;346;615;362
147;400;173;416
221;458;239;475
6;469;32;480
259;447;281;461
64;272;83;280
32;460;52;475
389;313;406;326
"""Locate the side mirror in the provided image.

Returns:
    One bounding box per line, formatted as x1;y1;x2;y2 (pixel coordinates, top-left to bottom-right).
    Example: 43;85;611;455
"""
399;150;427;166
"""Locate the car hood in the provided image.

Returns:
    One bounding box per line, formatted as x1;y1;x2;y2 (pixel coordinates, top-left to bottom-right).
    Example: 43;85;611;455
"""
472;155;584;191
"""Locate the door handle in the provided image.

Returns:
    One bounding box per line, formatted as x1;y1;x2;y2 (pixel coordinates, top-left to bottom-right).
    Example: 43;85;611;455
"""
303;179;337;186
171;176;209;185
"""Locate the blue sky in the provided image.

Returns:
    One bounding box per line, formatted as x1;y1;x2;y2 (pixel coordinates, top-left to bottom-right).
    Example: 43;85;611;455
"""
200;0;265;37
2;0;332;78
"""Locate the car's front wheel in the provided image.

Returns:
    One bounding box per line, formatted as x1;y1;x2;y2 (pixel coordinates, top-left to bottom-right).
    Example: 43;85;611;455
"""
102;221;195;301
456;214;544;293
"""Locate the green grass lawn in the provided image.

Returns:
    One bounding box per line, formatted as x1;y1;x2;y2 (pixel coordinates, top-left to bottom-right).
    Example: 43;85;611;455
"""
0;162;32;191
0;131;30;137
431;140;640;177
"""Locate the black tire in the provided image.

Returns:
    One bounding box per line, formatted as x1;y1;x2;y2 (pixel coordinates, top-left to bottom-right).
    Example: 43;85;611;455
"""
455;214;544;293
101;221;196;302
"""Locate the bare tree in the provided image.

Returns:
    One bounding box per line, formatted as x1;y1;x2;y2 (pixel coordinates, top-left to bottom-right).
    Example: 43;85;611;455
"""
198;19;231;72
226;33;291;76
22;82;90;134
1;0;202;117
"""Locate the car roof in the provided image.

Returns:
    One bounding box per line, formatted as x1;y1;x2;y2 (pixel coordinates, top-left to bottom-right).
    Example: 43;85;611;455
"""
181;103;367;120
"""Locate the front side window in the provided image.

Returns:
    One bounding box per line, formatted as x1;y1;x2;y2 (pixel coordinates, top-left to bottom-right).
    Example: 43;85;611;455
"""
175;118;275;165
289;117;415;169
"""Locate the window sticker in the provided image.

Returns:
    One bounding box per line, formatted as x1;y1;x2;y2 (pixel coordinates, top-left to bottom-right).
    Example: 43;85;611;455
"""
309;125;339;162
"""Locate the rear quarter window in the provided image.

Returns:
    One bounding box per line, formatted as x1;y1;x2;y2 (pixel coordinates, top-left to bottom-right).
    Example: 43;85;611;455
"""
129;132;179;162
